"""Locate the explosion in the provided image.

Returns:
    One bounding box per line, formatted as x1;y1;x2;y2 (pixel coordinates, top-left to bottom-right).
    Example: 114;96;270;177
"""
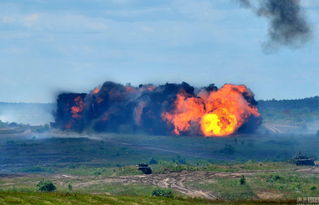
162;84;260;137
201;109;237;137
53;82;261;137
71;96;85;118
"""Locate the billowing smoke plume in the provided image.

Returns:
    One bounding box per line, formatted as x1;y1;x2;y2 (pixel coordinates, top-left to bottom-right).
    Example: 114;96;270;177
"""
238;0;312;50
53;81;261;137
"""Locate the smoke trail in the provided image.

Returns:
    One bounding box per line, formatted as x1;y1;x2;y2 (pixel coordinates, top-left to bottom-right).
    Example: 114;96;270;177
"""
238;0;312;50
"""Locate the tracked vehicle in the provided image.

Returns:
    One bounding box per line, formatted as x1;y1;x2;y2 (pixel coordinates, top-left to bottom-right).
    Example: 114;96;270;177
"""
137;163;152;174
292;153;315;166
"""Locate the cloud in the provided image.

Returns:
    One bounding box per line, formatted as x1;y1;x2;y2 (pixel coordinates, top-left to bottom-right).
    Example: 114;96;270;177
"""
0;16;14;23
0;13;109;32
301;0;319;8
0;13;40;28
23;13;39;27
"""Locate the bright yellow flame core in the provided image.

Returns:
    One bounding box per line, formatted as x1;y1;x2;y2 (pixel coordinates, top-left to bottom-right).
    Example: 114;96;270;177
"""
201;108;237;137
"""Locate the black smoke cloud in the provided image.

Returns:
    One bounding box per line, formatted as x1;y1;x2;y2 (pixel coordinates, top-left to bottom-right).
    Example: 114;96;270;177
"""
53;81;261;136
238;0;312;50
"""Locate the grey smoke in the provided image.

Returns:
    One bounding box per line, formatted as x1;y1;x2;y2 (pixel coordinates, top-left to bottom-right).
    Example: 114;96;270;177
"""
238;0;312;50
0;102;54;125
238;0;251;7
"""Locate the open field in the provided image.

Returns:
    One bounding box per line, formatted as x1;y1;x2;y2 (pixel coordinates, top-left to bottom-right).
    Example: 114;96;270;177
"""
1;132;319;173
0;192;297;205
0;162;318;201
0;133;318;203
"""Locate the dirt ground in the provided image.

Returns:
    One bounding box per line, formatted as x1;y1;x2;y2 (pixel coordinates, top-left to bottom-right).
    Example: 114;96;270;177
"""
1;166;318;200
54;171;257;199
55;166;319;200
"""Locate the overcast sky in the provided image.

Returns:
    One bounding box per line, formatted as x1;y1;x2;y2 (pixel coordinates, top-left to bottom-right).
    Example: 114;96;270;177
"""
1;0;319;102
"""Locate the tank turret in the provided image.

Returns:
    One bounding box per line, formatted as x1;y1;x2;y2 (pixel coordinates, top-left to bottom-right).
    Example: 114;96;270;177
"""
137;163;152;174
292;153;315;166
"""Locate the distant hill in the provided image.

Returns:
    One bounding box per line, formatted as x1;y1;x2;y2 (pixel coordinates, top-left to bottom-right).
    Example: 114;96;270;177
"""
0;102;55;125
257;96;319;134
258;96;319;110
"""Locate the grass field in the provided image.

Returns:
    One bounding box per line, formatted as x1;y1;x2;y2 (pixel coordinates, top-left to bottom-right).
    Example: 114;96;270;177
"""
0;133;318;203
0;192;296;205
188;169;319;200
0;162;318;202
1;132;318;173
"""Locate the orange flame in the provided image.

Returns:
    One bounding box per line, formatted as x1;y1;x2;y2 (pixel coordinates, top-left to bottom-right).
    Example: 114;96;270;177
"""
162;93;205;135
162;84;260;137
145;85;156;92
201;108;237;137
92;87;100;94
125;86;136;92
71;96;85;118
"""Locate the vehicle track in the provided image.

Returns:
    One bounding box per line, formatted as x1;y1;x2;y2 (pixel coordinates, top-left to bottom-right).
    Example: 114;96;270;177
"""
71;171;255;199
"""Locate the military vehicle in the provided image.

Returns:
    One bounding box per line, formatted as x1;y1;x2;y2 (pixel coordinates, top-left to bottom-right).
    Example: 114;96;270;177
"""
292;153;315;166
137;163;152;174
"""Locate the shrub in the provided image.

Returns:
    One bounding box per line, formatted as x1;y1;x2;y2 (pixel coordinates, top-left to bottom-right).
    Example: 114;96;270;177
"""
266;175;281;183
68;184;73;191
149;158;158;165
151;189;174;198
36;180;56;192
239;175;246;185
175;156;186;164
310;186;317;191
93;170;102;176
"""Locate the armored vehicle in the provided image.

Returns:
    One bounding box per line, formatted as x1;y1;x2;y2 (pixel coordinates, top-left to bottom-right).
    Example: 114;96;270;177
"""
292;153;315;166
137;163;152;174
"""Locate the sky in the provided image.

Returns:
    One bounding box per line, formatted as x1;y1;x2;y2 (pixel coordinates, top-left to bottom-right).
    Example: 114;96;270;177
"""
0;0;319;103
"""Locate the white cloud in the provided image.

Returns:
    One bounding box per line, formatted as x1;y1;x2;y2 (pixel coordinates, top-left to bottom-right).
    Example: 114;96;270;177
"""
38;14;108;31
23;13;39;27
0;16;15;23
301;0;319;8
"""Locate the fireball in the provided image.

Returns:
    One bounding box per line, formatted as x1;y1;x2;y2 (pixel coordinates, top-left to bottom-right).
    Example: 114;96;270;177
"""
162;84;260;137
200;109;237;137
